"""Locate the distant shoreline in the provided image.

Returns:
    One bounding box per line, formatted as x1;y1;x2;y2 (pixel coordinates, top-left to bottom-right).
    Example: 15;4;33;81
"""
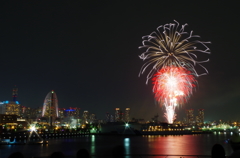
1;130;213;140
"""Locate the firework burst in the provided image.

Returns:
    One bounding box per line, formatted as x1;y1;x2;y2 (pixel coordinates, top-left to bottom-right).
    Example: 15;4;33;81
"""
138;21;210;123
152;66;196;123
152;66;196;104
139;20;210;83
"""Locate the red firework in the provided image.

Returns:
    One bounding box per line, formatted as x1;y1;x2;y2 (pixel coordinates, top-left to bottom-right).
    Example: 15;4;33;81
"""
152;66;196;105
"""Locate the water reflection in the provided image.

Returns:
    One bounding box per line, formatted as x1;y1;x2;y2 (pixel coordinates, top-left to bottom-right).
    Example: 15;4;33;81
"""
142;134;234;156
142;135;209;155
91;135;95;155
1;133;235;157
124;138;130;155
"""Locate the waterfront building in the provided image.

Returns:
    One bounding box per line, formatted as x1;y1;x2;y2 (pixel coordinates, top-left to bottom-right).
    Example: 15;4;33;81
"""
106;112;110;122
0;87;21;116
82;110;89;124
120;112;123;121
186;109;194;125
0;101;21;116
106;113;114;123
196;109;204;126
0;114;27;130
33;107;43;119
42;90;59;126
110;114;114;122
58;108;65;119
20;106;31;118
115;108;124;122
64;107;80;118
89;113;96;124
0;114;18;130
125;108;130;122
115;108;120;122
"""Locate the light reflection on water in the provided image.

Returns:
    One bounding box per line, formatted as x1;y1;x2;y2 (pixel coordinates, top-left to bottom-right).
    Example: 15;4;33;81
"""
91;135;95;154
0;133;234;158
124;138;130;155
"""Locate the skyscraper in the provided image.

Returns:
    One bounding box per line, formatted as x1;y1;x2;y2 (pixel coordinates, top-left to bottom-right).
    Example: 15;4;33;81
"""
89;113;96;124
42;90;59;126
0;101;20;116
186;109;194;125
82;110;89;124
106;112;110;122
115;108;120;122
64;107;80;118
196;109;204;126
0;86;20;116
125;108;130;122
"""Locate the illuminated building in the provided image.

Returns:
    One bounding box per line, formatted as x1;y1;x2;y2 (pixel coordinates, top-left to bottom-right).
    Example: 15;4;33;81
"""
115;108;120;122
58;108;65;119
66;107;80;117
0;87;21;116
29;107;43;119
196;109;204;126
20;106;31;118
89;113;96;123
82;110;89;123
0;101;20;116
114;108;127;122
74;108;81;118
125;108;130;122
106;112;110;122
110;114;114;122
186;109;194;125
0;114;18;128
22;106;43;120
42;90;59;126
120;112;123;121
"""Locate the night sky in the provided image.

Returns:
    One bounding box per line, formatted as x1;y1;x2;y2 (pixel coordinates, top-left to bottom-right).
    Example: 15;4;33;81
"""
0;1;239;122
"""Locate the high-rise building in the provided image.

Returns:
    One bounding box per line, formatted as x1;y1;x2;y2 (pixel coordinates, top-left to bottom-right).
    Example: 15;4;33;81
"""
0;87;21;116
64;107;81;118
110;114;114;122
58;108;65;119
73;108;81;118
115;108;120;122
82;110;89;123
186;109;194;125
42;90;59;126
119;112;123;122
106;112;110;122
31;107;43;119
0;101;21;116
125;108;130;122
20;106;31;118
196;109;204;126
89;113;96;124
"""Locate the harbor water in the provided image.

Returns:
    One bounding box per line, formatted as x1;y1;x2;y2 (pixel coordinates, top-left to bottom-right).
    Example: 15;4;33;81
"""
0;132;235;158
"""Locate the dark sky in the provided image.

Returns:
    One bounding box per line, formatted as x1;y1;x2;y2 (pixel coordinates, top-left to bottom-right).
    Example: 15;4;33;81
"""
0;1;239;122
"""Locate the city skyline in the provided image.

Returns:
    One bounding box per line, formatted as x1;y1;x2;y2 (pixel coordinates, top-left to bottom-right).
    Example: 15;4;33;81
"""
0;1;240;121
0;86;235;123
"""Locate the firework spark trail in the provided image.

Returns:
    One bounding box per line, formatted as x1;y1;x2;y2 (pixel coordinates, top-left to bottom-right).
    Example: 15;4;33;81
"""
164;100;176;124
139;20;210;84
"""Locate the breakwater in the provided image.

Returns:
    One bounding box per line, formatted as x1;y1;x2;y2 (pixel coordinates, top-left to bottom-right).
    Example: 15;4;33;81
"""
0;131;91;143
